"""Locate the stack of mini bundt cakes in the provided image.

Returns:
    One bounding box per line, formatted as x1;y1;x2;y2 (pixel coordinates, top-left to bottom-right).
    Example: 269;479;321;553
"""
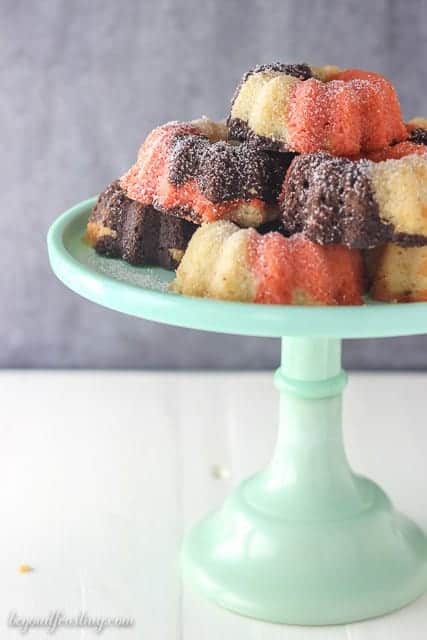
86;63;427;305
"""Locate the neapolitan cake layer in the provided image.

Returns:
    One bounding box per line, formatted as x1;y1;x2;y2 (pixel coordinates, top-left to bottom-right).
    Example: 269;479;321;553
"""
86;181;197;269
172;221;364;305
280;152;427;249
227;63;406;156
120;118;294;228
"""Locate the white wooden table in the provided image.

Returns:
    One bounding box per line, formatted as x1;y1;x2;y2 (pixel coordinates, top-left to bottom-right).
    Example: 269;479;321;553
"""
0;371;426;639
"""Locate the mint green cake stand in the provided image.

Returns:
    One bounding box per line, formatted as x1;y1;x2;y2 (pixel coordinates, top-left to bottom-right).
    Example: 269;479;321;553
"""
48;197;427;626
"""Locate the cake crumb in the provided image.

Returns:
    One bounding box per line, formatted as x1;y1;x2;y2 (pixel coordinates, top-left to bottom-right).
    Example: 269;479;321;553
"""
211;464;231;480
18;564;34;574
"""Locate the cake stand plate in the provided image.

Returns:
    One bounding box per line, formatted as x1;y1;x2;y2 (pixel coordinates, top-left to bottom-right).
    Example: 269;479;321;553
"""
48;198;427;626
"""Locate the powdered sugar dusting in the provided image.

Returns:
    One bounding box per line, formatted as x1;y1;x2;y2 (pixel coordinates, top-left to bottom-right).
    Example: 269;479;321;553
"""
287;70;406;154
121;117;287;226
233;64;406;154
85;249;172;292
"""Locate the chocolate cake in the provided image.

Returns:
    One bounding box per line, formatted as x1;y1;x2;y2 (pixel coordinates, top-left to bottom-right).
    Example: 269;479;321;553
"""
86;181;197;269
120;118;294;228
408;127;427;146
407;117;427;144
280;152;427;249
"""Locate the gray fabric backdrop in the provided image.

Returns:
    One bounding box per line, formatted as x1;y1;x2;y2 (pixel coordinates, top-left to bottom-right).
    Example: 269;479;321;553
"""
3;0;427;369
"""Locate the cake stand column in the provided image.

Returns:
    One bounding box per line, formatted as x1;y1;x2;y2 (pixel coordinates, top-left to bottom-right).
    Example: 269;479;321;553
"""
247;337;367;521
182;336;427;625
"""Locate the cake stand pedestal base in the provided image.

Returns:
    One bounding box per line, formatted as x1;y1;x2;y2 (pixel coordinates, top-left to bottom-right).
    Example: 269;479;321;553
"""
182;337;427;625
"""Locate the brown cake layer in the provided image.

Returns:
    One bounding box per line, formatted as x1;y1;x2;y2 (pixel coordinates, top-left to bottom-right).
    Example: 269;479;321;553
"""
408;128;427;146
246;62;313;80
169;136;293;203
227;118;289;152
86;181;197;269
280;153;427;249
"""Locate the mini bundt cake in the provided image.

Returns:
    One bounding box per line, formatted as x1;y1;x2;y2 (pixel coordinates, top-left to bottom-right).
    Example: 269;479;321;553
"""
120;118;293;228
367;244;427;303
86;181;197;269
172;221;364;305
280;152;427;249
227;63;407;156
